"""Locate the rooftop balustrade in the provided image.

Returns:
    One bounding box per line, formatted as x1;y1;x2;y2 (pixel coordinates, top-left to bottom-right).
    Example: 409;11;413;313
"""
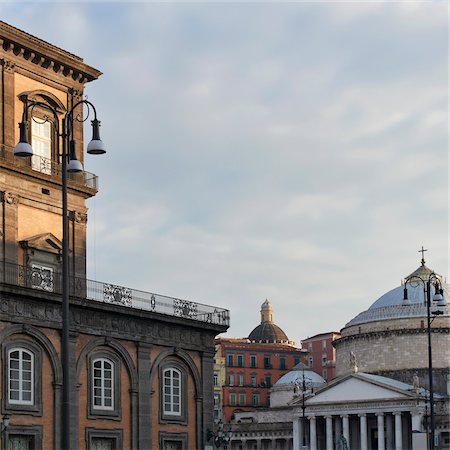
0;261;230;327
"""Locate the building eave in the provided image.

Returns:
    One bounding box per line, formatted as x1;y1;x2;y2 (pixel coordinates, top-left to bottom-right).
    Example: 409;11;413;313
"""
0;21;102;83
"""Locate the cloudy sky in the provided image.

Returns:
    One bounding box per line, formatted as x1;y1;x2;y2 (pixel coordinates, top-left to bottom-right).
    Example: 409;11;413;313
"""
1;2;447;344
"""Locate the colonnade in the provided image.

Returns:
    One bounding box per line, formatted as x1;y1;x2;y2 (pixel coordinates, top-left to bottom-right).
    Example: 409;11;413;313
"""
229;437;292;450
293;410;420;450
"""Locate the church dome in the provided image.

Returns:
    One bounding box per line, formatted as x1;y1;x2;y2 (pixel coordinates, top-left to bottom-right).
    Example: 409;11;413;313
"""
247;300;293;344
346;262;450;327
248;322;289;343
334;255;450;391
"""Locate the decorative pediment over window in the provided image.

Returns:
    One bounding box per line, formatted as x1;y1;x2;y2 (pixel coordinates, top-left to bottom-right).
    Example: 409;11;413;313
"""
18;90;66;113
20;233;63;255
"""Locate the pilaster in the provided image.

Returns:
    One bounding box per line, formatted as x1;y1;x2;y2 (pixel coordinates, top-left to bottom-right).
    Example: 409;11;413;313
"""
137;342;152;450
201;350;215;450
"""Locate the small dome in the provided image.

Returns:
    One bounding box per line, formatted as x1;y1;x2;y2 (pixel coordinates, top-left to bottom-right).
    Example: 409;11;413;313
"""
346;263;450;327
275;363;326;387
248;322;289;343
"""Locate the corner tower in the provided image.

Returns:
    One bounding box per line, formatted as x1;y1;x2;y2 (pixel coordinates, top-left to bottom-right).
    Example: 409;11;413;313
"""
0;21;102;285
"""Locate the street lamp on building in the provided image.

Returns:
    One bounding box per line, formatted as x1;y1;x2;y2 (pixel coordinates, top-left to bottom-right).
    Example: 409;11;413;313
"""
206;419;232;449
403;253;446;450
14;96;106;450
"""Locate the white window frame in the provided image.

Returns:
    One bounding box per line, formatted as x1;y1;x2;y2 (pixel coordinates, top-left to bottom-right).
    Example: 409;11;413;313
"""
31;118;52;175
92;358;114;411
8;348;34;405
163;367;182;416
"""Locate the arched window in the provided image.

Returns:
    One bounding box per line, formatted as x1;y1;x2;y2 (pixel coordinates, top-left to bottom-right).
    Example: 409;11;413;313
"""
18;90;66;175
92;358;114;411
163;367;181;416
8;348;34;405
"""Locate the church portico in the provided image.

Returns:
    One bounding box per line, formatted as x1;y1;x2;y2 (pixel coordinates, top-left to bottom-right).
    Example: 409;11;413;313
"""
287;366;445;450
294;409;413;450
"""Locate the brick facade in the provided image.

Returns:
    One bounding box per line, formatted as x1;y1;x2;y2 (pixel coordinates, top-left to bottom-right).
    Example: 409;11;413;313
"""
215;337;306;423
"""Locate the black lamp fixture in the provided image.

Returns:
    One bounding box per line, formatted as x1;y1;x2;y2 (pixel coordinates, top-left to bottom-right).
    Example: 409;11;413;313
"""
1;414;10;435
403;248;447;450
14;96;106;450
206;420;232;449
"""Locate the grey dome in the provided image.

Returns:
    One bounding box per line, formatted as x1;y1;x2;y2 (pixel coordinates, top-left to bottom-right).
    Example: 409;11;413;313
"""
346;263;450;327
275;363;326;387
248;322;289;343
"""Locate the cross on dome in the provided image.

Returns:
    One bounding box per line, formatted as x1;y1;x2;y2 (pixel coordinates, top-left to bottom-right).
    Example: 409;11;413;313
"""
418;246;427;266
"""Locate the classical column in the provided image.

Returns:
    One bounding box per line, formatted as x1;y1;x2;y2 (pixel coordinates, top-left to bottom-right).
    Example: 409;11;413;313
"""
411;412;423;432
394;412;403;450
377;413;385;450
293;417;300;450
325;416;333;450
359;414;368;450
385;414;394;450
342;414;350;450
335;417;342;439
309;416;317;450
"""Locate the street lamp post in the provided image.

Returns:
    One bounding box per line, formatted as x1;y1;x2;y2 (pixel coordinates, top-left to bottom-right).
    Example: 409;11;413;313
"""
14;96;106;450
294;369;313;450
206;420;232;449
403;258;446;450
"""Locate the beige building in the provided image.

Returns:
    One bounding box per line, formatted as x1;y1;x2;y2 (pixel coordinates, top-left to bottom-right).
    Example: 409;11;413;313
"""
0;20;229;450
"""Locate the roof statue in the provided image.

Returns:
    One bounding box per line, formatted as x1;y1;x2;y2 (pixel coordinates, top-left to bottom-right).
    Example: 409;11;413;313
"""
350;351;358;373
412;372;420;392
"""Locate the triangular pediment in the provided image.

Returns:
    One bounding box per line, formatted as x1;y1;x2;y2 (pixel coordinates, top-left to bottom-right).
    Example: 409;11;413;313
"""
291;373;415;406
20;233;62;254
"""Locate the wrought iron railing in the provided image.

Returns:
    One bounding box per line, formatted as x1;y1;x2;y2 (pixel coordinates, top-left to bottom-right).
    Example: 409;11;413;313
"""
0;144;98;191
0;261;230;327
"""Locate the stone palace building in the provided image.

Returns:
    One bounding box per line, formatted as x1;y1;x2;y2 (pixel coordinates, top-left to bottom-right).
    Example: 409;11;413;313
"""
0;20;229;450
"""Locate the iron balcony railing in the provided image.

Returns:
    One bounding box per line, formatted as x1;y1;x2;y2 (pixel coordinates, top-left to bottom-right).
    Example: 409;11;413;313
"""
0;261;230;327
0;144;98;191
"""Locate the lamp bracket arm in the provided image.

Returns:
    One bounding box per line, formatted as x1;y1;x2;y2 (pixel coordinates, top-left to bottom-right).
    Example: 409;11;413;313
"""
20;99;60;134
67;99;98;128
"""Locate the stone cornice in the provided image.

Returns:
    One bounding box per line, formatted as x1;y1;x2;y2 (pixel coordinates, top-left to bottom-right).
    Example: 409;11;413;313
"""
0;289;217;351
0;21;102;84
334;326;450;347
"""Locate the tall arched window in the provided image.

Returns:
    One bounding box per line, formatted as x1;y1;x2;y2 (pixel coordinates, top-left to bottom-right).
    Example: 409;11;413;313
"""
92;358;114;411
163;367;181;416
8;348;34;405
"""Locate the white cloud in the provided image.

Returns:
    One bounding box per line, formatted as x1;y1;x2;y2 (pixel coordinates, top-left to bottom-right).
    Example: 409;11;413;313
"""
1;2;446;342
